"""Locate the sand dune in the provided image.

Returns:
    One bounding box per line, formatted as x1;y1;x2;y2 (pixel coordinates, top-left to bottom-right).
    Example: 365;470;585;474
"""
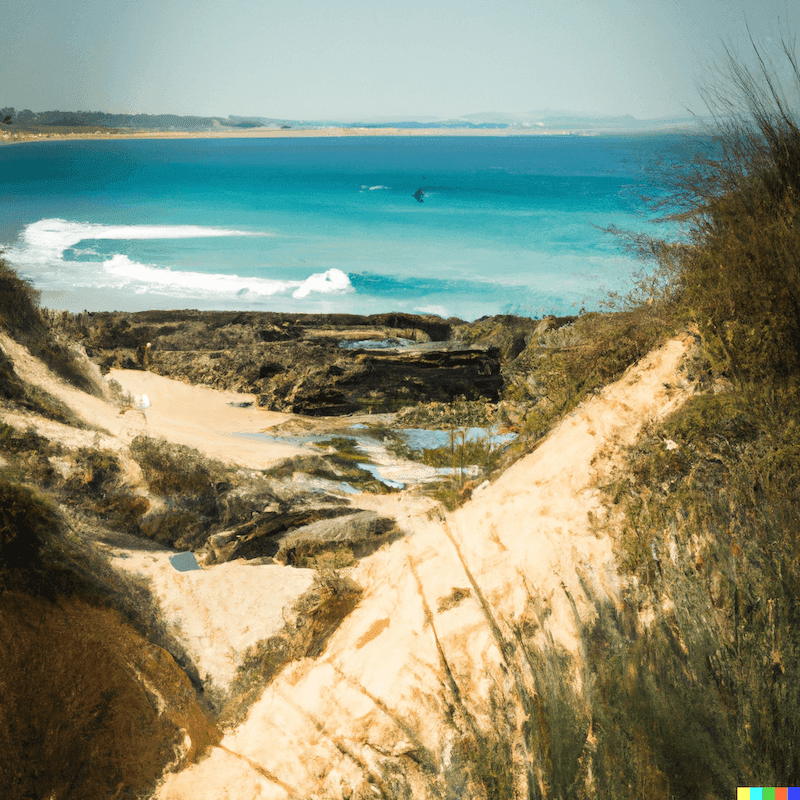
1;327;696;797
157;335;695;799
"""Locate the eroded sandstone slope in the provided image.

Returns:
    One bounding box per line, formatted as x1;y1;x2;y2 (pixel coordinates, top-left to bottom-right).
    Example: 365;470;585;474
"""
156;335;695;800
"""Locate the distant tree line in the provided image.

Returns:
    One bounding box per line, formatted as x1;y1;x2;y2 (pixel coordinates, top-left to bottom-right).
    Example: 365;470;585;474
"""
0;108;264;130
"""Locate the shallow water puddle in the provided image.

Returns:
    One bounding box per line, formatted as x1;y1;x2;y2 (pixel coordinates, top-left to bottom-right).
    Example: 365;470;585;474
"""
399;426;517;450
231;425;515;489
169;551;202;572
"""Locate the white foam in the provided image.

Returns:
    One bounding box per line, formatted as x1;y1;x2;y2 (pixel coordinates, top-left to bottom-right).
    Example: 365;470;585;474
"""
415;304;449;317
292;268;354;299
368;185;390;190
103;256;353;300
15;218;272;264
102;254;145;273
9;217;355;305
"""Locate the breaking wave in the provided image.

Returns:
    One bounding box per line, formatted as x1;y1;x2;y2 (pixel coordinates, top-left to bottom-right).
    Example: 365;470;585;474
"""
100;256;353;300
13;218;274;265
103;255;353;298
9;219;353;302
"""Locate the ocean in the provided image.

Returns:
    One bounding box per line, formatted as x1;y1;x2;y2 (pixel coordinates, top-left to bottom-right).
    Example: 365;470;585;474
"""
0;134;695;320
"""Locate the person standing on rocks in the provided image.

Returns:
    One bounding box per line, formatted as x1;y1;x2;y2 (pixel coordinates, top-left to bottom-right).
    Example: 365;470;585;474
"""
136;341;152;368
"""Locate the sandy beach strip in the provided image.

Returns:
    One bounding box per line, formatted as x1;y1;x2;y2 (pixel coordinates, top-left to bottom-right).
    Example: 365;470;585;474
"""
107;368;306;469
0;126;576;146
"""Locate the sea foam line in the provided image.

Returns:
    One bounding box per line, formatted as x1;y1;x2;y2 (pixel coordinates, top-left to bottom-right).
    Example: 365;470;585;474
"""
16;218;274;263
102;254;353;299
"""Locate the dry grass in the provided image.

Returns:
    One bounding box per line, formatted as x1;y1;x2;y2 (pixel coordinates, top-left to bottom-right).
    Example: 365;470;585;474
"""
0;594;188;800
222;570;363;727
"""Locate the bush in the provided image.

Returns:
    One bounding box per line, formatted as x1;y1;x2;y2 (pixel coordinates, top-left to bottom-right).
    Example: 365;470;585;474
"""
62;447;149;533
0;481;54;593
129;436;232;547
0;346;23;401
628;36;800;386
0;254;100;395
0;255;44;336
0;422;60;456
0;595;188;800
129;435;226;498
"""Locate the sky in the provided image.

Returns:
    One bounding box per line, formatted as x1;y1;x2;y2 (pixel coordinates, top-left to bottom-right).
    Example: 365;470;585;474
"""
2;0;798;121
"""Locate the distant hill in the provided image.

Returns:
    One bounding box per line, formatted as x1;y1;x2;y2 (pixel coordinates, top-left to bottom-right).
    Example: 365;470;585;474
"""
1;107;704;134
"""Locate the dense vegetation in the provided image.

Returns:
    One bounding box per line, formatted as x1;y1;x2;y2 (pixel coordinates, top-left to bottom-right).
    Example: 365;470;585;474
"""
540;37;800;798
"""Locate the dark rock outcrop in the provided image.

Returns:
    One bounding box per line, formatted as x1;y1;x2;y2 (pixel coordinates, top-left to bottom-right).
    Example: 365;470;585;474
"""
202;504;356;565
54;310;507;415
256;342;502;415
273;510;399;565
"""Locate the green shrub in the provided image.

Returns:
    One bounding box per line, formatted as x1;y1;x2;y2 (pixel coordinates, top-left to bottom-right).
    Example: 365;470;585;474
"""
0;422;60;456
0;346;24;401
62;447;149;533
130;435;226;501
0;256;45;337
624;37;800;387
293;544;356;570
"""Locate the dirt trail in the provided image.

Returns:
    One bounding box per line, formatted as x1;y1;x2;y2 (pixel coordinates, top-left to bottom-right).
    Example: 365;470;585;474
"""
157;335;696;800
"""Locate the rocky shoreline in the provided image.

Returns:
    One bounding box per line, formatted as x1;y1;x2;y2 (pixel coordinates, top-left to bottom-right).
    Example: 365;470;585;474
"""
51;309;575;417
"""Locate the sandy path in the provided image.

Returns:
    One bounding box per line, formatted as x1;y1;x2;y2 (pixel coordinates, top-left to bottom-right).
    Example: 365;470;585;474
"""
110;548;316;692
157;335;696;800
107;369;304;468
0;332;304;469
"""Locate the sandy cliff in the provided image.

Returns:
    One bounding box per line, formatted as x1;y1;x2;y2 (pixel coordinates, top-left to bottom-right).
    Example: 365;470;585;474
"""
155;335;695;799
1;316;700;797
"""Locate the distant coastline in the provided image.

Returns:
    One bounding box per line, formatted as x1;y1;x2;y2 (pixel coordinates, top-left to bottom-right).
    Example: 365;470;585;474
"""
0;124;700;146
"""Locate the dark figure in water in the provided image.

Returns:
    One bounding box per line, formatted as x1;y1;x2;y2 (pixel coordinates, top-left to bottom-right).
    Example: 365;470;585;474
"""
414;188;424;203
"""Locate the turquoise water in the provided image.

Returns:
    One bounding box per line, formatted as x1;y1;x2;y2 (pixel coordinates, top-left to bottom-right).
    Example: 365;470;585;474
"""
0;134;695;319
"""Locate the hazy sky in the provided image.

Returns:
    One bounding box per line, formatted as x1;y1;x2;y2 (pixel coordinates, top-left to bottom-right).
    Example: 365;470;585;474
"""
2;0;798;120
